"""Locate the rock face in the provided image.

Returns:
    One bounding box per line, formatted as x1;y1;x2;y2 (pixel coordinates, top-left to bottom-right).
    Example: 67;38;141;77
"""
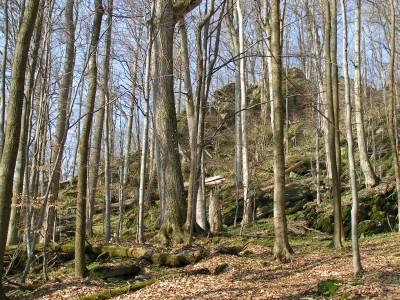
301;183;397;236
222;183;314;226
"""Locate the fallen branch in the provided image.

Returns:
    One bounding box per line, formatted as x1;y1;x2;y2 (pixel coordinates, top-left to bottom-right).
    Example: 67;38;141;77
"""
56;244;204;268
74;279;155;300
211;242;249;256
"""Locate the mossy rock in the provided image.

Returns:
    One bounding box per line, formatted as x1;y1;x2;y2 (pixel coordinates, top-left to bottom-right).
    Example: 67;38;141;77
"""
89;263;140;280
358;220;385;235
221;186;241;226
317;279;344;297
256;200;273;219
369;210;387;225
315;212;334;234
285;183;312;206
286;198;309;215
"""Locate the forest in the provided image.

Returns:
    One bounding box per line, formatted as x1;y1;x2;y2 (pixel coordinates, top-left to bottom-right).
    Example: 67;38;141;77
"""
0;0;399;299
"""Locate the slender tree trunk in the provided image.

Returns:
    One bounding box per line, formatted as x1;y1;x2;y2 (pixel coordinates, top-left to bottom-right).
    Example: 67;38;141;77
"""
354;0;379;189
123;28;142;186
331;0;341;183
179;18;196;231
226;2;242;227
75;0;103;278
6;2;44;246
341;0;362;276
47;0;75;242
271;0;293;261
0;1;39;297
0;0;9;156
87;1;112;237
388;0;400;233
237;0;252;227
137;2;154;243
102;0;113;244
324;0;342;249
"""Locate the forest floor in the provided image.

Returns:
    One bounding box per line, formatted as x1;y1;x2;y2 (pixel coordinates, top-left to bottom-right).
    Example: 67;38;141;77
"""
6;221;400;300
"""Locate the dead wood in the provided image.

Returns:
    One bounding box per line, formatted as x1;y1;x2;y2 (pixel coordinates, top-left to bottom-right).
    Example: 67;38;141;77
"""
89;263;140;279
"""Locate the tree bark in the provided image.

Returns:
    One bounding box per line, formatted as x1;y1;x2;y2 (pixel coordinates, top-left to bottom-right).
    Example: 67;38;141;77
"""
324;0;342;249
0;0;9;156
6;2;44;246
75;0;103;278
153;0;186;244
271;0;293;261
209;188;222;233
137;1;154;243
388;0;400;233
341;0;362;276
103;0;113;244
47;0;76;242
0;0;39;297
237;0;252;227
354;0;379;189
331;0;341;183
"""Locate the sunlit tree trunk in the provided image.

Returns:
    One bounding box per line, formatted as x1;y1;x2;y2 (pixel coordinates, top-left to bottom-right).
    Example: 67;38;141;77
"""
388;0;400;232
341;0;362;276
87;2;112;237
323;0;342;249
331;0;341;183
226;1;242;227
0;0;9;156
102;0;113;244
137;1;154;243
237;0;252;227
354;0;379;189
271;0;293;261
6;2;44;246
153;0;186;244
0;0;40;297
46;0;75;242
75;0;103;278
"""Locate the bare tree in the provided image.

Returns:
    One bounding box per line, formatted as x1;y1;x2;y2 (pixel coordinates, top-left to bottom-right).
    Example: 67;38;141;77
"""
388;0;400;232
323;0;342;249
0;0;9;156
354;0;379;189
341;0;362;276
46;0;76;242
75;0;103;278
237;0;252;227
137;1;154;244
0;0;40;297
271;0;293;261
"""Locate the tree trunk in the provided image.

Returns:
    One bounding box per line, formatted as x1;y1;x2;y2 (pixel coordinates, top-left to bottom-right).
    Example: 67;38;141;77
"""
388;0;400;233
47;0;75;242
331;0;341;183
153;0;186;244
6;2;44;246
137;1;154;244
102;0;113;244
237;0;252;227
209;188;222;233
75;0;103;278
354;0;379;189
179;18;196;231
341;0;362;276
324;0;342;249
226;2;242;227
0;0;40;297
0;0;9;156
271;0;293;261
